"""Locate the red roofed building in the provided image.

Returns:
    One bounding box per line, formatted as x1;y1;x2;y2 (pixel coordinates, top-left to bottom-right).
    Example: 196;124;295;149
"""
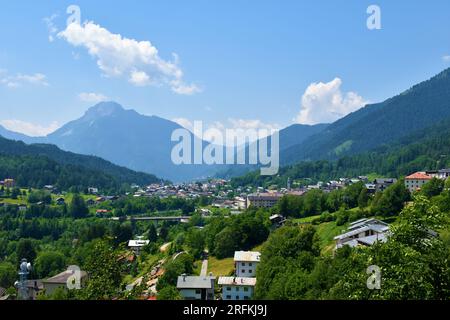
405;172;432;193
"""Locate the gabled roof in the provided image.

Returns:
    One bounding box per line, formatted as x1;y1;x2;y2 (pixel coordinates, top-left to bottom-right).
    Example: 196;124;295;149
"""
234;251;261;262
348;218;388;231
405;172;432;180
177;276;215;289
43;269;87;284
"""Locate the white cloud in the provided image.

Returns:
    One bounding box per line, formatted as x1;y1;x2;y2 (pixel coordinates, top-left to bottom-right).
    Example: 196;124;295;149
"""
172;118;193;130
129;70;152;87
0;71;49;88
57;21;201;95
443;55;450;62
295;78;368;125
78;92;109;103
0;119;60;137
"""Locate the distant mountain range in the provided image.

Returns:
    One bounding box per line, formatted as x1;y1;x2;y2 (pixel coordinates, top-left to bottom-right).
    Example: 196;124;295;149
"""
2;68;450;182
0;102;329;181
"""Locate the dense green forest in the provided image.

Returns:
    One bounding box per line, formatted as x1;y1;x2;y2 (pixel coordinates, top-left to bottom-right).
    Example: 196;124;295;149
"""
232;117;450;188
0;136;161;192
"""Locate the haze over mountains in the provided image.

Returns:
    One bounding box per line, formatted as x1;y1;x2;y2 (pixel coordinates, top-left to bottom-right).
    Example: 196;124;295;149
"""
2;68;450;182
0;102;329;181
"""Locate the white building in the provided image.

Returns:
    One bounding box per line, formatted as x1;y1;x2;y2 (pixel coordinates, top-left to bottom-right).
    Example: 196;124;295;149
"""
128;239;150;255
425;169;450;180
218;276;256;300
234;251;260;277
176;274;215;300
334;218;390;250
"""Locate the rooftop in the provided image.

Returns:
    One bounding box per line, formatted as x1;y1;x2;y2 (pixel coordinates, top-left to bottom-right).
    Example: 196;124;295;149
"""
218;277;257;286
247;193;283;200
176;275;215;289
43;268;87;284
128;240;150;247
234;251;261;262
405;172;432;180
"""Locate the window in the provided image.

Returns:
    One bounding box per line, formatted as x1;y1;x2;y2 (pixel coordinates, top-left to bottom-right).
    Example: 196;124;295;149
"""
244;296;250;300
226;295;231;299
249;263;253;267
195;289;201;294
236;287;240;292
242;269;246;273
244;287;249;292
226;287;231;291
236;296;240;300
242;262;246;266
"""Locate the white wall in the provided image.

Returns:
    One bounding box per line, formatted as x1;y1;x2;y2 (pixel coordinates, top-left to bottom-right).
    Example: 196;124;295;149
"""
222;285;254;300
236;261;258;277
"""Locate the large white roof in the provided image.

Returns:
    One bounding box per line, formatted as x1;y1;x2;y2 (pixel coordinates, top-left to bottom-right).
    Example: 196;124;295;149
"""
128;239;150;247
234;251;261;262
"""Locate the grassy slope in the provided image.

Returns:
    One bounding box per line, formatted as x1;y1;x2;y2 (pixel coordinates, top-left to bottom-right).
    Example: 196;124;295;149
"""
208;256;235;276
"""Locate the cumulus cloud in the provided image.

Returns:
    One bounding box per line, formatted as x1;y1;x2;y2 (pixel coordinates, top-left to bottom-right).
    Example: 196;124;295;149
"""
0;119;60;137
0;71;49;88
57;21;201;95
78;92;109;103
443;55;450;62
295;78;368;125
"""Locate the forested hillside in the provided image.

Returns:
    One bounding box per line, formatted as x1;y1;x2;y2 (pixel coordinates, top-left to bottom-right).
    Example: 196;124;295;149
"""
232;117;450;187
0;136;161;191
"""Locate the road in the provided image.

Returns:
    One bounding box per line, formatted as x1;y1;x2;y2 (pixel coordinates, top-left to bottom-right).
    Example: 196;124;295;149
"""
200;259;208;276
110;216;191;221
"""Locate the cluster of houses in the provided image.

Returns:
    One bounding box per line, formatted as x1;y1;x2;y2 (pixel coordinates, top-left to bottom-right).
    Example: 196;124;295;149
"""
0;178;15;188
131;179;232;199
176;251;260;300
245;176;401;210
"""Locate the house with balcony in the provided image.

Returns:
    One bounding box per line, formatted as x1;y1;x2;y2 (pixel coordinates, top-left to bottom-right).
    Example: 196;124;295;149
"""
218;276;256;300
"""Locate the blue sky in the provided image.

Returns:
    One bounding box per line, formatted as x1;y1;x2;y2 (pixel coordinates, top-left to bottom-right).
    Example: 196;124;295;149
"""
1;0;450;136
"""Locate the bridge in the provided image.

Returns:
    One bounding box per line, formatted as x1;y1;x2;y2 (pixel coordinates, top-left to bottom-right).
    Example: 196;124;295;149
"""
110;216;191;222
